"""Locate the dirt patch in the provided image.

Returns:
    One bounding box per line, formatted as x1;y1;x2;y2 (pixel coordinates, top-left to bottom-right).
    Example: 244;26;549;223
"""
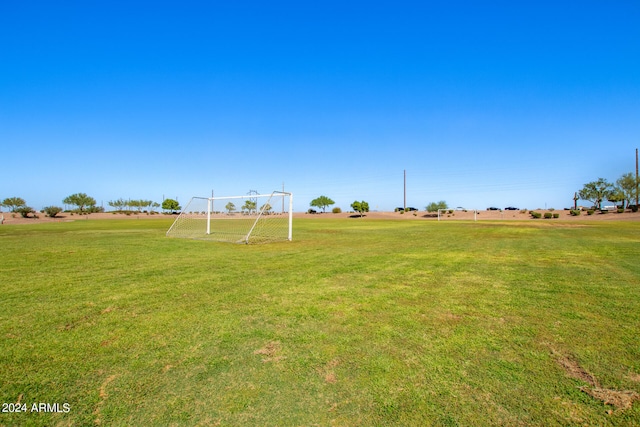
317;358;340;384
557;354;600;387
254;341;285;363
94;374;118;424
581;387;639;411
555;351;639;411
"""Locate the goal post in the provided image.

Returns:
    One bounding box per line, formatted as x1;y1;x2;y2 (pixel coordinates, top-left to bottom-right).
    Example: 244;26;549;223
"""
166;191;293;244
437;208;478;221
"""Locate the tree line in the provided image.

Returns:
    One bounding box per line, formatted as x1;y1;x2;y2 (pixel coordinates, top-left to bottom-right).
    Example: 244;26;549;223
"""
1;193;183;218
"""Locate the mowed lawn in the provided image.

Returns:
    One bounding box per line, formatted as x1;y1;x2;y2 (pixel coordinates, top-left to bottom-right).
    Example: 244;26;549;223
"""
1;217;639;426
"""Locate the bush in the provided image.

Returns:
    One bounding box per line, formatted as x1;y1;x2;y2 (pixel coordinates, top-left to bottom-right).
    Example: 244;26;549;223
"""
531;211;542;219
587;210;594;215
16;206;35;218
630;205;638;213
43;206;63;218
553;213;560;218
617;208;624;213
544;212;553;219
332;207;342;214
570;210;581;216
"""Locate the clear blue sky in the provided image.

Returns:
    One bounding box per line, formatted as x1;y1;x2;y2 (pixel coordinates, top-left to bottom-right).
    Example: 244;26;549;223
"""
2;1;639;212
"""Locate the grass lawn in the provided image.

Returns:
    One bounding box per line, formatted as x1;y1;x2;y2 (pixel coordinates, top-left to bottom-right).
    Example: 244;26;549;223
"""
1;217;639;426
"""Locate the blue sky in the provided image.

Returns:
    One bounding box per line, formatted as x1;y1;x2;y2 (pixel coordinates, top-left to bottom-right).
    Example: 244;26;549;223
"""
1;1;639;212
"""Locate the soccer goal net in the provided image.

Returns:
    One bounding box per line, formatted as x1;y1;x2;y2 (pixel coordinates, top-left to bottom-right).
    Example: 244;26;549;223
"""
166;191;293;244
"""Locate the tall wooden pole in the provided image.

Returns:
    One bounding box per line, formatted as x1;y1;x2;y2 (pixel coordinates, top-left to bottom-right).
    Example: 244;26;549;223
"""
636;148;640;207
403;170;406;211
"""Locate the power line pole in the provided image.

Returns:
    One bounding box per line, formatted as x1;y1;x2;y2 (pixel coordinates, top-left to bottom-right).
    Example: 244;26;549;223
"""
403;170;406;211
636;148;640;206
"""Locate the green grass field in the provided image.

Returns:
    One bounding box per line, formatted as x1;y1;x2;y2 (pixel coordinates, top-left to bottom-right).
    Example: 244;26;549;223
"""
1;218;639;426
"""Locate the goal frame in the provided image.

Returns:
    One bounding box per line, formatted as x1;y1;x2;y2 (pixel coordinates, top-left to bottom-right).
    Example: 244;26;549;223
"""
166;191;293;243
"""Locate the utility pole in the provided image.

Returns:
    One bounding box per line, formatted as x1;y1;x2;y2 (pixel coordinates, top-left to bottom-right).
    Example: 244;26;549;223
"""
403;170;406;211
636;148;640;207
282;182;285;213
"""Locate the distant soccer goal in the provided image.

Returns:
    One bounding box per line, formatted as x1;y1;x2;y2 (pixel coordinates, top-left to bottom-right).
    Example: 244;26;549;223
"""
437;208;479;221
166;191;293;244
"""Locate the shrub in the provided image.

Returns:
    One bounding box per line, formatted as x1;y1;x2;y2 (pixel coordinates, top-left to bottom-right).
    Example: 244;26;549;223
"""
16;206;35;218
544;212;553;219
531;211;542;219
570;209;581;216
42;206;63;218
553;213;560;218
587;210;594;215
631;205;638;213
617;208;624;213
332;207;342;214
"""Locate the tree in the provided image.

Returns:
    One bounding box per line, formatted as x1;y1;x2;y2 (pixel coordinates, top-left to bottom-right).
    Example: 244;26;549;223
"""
43;206;63;218
261;203;272;214
426;201;448;213
63;193;96;213
310;196;335;213
242;200;257;214
162;198;181;213
1;197;26;212
578;178;613;210
108;198;126;212
607;187;625;209
351;200;369;217
616;172;640;208
225;202;236;213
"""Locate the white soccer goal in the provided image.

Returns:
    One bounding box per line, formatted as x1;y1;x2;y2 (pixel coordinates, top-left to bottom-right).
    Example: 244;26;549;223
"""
166;191;293;244
437;208;478;221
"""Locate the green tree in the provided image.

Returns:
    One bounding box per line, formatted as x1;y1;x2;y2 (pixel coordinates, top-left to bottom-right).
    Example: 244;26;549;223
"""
43;206;63;218
242;200;257;214
225;202;236;213
261;203;272;214
162;198;181;213
351;200;369;217
108;198;126;212
1;197;26;212
616;172;640;208
578;178;613;210
426;201;448;212
63;193;96;213
310;195;335;213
